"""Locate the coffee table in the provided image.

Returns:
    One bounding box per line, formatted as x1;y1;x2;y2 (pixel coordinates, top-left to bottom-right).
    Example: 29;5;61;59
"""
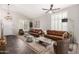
35;36;56;53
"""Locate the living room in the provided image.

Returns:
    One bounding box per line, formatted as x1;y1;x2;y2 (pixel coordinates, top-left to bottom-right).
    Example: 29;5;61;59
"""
0;4;79;54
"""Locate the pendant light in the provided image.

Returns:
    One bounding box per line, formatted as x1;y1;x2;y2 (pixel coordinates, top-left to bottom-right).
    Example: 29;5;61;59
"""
4;4;12;20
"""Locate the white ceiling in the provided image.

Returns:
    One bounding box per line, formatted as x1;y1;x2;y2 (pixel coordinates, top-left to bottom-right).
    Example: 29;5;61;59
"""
0;4;72;19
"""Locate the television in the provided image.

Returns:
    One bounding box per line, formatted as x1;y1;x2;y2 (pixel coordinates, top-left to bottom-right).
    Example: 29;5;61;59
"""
62;18;68;22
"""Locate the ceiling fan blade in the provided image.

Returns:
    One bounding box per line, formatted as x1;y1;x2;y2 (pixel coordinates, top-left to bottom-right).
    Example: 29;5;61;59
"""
42;8;49;10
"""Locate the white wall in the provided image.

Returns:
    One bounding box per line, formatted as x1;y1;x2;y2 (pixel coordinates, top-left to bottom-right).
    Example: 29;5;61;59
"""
67;5;79;43
33;14;51;31
0;8;30;37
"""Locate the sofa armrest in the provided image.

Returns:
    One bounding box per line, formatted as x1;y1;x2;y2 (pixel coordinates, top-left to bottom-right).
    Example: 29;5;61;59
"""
63;32;69;39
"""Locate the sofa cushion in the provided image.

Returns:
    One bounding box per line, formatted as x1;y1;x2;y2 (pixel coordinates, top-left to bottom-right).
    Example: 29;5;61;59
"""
47;30;65;36
45;35;63;41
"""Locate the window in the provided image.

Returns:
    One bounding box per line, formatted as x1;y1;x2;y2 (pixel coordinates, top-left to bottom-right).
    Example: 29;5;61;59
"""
51;12;68;31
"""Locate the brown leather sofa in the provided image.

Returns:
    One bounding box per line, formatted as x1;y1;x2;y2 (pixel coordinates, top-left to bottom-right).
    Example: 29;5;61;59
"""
44;30;69;41
44;30;70;54
29;29;44;37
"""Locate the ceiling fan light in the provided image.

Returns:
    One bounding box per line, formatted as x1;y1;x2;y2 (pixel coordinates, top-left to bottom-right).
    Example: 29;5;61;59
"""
4;4;12;20
48;11;52;14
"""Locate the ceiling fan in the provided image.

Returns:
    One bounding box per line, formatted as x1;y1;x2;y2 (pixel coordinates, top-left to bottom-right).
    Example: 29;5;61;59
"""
42;4;60;13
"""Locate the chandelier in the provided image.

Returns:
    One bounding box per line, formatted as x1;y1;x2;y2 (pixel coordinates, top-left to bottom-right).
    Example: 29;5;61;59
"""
4;4;12;20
